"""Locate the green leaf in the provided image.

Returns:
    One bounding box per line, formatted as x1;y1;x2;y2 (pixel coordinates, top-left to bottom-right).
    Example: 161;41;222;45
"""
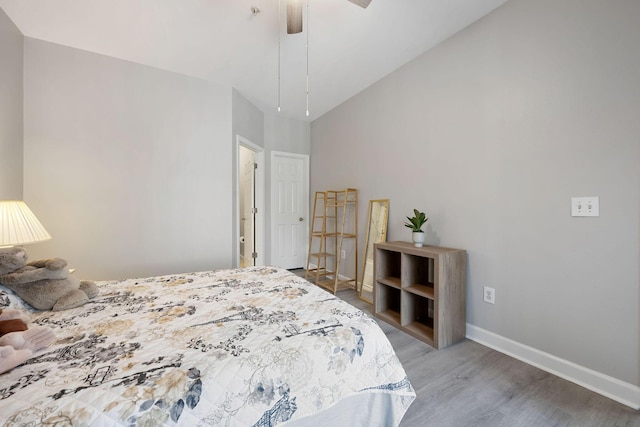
405;209;428;232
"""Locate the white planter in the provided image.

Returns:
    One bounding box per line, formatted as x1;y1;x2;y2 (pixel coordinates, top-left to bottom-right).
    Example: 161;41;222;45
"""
412;231;425;247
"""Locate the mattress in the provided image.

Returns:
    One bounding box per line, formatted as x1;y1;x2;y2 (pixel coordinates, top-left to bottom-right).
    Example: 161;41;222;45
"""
0;266;415;426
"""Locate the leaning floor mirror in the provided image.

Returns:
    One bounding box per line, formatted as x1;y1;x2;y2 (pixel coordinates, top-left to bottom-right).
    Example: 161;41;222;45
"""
359;199;389;304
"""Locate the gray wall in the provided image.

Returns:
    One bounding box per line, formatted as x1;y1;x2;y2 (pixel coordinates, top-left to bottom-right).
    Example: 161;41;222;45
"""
20;39;309;277
264;111;310;156
311;0;639;386
0;9;23;200
232;89;265;148
23;38;233;280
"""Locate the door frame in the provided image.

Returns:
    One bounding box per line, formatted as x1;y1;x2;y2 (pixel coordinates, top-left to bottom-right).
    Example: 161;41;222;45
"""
270;151;310;268
235;135;265;267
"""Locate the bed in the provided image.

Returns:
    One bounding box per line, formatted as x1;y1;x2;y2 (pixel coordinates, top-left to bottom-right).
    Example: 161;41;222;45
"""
0;266;415;426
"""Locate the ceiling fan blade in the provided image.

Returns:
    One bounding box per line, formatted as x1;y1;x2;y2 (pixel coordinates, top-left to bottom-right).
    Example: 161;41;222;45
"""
287;0;303;34
347;0;372;8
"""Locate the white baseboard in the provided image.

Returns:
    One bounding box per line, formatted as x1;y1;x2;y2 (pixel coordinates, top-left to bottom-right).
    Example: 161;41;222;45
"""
466;324;640;410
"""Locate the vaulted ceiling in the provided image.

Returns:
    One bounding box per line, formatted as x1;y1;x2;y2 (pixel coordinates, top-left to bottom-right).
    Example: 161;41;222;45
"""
0;0;510;121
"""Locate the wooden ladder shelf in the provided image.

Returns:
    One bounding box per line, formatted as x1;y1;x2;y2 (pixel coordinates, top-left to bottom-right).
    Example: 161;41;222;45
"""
305;189;358;294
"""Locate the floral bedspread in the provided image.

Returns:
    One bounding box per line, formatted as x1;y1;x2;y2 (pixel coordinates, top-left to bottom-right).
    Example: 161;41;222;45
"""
0;267;415;426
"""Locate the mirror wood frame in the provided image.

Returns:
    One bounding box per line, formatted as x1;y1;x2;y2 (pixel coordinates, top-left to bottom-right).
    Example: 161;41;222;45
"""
359;199;389;304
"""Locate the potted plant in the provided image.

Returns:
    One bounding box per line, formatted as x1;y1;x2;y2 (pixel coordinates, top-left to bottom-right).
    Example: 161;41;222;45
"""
405;209;428;247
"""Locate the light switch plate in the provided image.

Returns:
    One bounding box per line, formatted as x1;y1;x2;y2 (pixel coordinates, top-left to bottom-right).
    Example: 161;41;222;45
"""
571;196;599;217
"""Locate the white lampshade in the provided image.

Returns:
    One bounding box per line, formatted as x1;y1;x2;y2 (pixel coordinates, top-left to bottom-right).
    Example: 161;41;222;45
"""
0;200;51;247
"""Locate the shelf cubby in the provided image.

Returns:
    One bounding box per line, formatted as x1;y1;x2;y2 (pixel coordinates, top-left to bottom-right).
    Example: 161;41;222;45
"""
375;284;402;325
403;291;435;345
403;253;434;287
376;248;401;285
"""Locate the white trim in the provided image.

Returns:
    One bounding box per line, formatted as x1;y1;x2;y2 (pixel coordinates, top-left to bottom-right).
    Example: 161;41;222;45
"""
235;135;265;267
466;323;640;410
270;151;310;268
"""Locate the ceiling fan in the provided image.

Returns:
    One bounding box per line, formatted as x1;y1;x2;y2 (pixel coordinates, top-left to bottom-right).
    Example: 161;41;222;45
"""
286;0;372;34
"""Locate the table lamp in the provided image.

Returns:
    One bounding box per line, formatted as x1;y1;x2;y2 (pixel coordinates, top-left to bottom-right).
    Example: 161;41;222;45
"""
0;200;51;248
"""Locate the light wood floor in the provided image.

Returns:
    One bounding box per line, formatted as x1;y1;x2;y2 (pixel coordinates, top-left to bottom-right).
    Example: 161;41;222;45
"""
291;270;639;427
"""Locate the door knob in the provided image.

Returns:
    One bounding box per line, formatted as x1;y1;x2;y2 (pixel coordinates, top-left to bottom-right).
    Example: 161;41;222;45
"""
299;217;304;221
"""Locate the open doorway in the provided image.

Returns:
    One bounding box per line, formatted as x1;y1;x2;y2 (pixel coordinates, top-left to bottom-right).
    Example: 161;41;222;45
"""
236;136;264;267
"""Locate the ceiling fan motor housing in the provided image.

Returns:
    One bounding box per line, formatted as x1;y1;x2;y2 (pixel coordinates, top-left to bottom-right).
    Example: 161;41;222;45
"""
286;0;371;34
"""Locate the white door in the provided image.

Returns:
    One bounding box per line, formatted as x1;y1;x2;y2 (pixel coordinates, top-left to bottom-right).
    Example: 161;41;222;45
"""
271;152;309;269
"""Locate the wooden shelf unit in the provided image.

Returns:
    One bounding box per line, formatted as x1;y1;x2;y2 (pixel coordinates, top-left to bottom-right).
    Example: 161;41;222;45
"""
374;241;466;349
305;189;358;294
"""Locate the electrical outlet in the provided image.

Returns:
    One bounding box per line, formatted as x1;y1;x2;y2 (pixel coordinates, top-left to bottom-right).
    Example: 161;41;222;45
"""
341;250;346;259
483;286;495;304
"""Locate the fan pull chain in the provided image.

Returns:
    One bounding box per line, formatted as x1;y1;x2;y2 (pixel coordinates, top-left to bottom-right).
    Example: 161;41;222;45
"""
277;0;282;112
305;0;310;117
